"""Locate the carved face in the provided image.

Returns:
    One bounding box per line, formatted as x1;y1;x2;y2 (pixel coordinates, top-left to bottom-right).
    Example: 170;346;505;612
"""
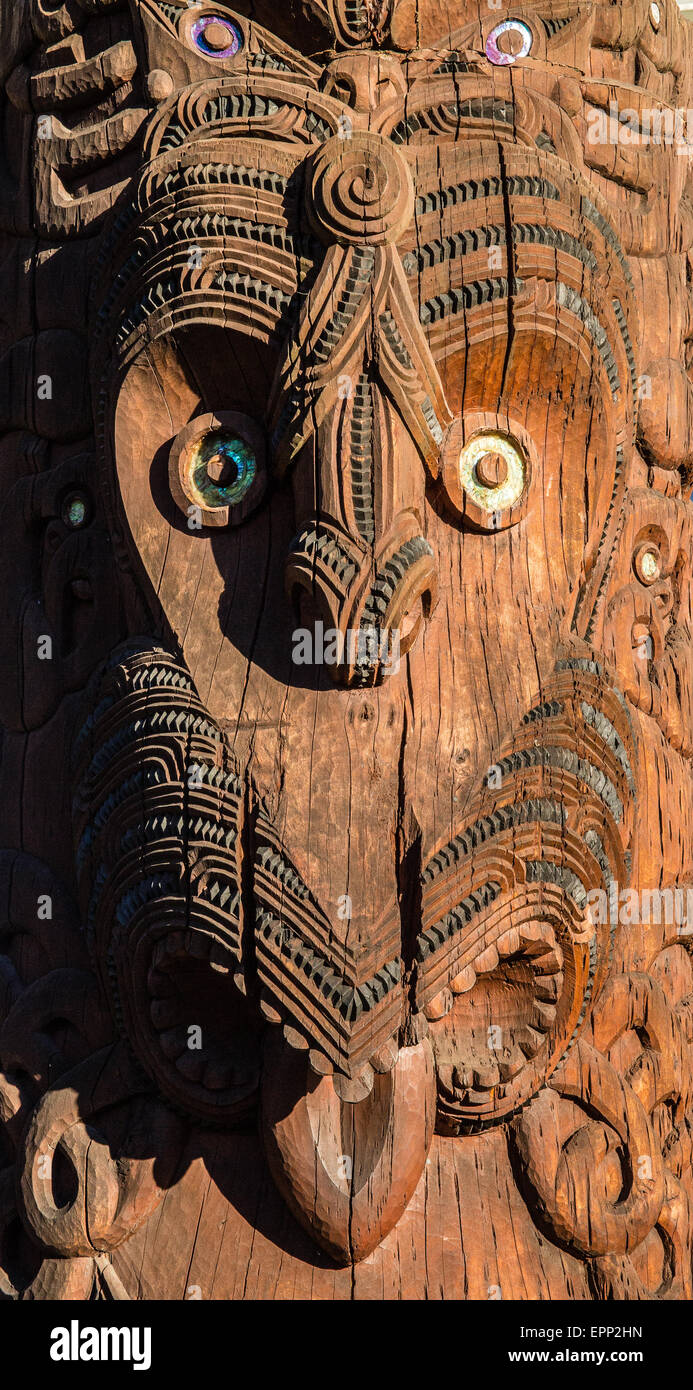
6;0;690;1282
71;0;687;1229
91;0;631;1096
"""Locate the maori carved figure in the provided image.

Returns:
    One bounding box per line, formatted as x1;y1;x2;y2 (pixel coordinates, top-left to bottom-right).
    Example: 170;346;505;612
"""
0;0;693;1301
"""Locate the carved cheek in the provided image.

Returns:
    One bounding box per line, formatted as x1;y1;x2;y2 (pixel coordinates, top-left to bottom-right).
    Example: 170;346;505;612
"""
432;353;626;640
433;379;613;625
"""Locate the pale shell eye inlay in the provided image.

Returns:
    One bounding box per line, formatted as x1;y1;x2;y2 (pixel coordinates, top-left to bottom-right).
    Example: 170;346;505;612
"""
459;433;527;512
485;20;533;66
634;545;662;585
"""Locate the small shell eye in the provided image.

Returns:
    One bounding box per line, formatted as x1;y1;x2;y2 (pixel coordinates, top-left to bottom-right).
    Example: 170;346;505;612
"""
486;20;533;66
61;491;91;529
186;431;257;510
437;423;532;531
633;543;662;586
191;15;243;59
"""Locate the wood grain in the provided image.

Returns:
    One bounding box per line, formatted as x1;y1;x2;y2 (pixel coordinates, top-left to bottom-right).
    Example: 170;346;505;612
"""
0;0;692;1300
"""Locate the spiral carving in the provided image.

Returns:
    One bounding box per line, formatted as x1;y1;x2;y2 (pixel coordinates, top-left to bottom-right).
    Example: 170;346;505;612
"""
307;132;414;246
18;1045;183;1258
511;1039;667;1258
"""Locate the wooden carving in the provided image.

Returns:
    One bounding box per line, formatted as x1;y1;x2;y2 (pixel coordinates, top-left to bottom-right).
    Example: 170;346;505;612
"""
1;0;693;1302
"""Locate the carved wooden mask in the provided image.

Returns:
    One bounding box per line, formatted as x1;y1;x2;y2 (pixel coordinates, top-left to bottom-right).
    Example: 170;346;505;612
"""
1;0;693;1300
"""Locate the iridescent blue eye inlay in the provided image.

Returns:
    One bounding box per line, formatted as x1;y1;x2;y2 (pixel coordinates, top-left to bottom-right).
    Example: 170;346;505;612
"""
189;430;257;509
191;15;243;59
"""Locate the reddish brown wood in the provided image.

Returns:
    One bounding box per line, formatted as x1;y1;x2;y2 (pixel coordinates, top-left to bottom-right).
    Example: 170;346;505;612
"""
1;0;693;1301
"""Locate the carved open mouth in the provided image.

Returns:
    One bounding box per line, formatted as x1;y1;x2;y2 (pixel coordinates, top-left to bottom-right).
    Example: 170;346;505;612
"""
431;922;564;1116
145;929;261;1118
74;646;633;1150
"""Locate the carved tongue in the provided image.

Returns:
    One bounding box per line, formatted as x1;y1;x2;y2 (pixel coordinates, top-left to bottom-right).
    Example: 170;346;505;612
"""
261;1031;436;1263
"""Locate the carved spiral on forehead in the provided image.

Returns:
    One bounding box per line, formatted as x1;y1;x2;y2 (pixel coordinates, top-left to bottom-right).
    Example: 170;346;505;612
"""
307;131;414;246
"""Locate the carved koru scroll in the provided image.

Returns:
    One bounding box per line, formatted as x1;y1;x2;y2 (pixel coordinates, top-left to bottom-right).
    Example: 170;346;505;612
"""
1;0;693;1301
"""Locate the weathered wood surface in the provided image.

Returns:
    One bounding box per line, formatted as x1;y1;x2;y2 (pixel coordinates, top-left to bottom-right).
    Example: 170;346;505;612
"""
1;0;693;1300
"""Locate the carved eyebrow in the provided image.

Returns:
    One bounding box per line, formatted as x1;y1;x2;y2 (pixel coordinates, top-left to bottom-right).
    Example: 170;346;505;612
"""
415;174;561;215
404;224;599;276
389;97;515;145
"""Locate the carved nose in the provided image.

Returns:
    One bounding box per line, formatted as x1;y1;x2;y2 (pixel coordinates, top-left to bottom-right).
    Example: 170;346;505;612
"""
286;517;437;686
267;132;449;688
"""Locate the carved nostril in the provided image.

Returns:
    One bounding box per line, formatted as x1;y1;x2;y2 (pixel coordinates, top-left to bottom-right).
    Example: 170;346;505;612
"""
350;538;438;685
398;587;432;648
362;536;437;650
286;521;437;685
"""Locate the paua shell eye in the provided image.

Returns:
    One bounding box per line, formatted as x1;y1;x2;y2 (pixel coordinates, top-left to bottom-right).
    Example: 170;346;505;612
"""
61;490;91;529
633;542;663;586
190;15;243;59
168;412;266;528
459;434;526;514
437;421;533;531
186;430;257;510
486;20;533;65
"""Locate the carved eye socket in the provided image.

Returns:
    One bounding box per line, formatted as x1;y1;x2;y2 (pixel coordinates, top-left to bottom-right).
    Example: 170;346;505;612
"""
459;433;527;514
650;3;661;31
485;20;533;65
169;412;266;529
61;490;91;529
191;15;243;58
